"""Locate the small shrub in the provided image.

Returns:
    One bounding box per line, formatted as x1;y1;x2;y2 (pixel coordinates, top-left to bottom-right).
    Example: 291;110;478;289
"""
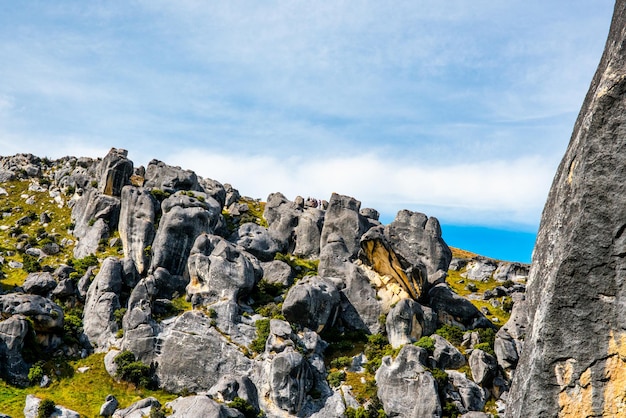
430;367;449;390
207;308;217;319
502;297;514;312
22;253;41;273
227;397;257;418
37;399;56;418
150;189;170;202
113;308;127;327
327;370;346;387
330;356;353;369
87;218;96;227
62;314;83;345
473;342;495;357
28;361;45;385
435;324;464;347
114;350;152;388
414;336;435;354
143;245;152;258
249;318;271;354
502;279;515;288
72;253;98;276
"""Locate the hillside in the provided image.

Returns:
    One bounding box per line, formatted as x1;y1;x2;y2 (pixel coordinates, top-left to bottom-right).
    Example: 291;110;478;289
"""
0;150;528;417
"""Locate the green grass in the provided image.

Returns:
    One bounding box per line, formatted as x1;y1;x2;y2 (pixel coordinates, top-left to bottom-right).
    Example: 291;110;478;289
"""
447;269;512;324
0;353;177;417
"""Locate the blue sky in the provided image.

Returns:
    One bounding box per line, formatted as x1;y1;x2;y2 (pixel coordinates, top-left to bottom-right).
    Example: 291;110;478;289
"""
0;1;615;262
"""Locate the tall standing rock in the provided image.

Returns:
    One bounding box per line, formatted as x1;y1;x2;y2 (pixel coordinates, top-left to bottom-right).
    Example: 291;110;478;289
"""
320;193;370;259
507;3;626;416
118;186;158;275
97;148;133;197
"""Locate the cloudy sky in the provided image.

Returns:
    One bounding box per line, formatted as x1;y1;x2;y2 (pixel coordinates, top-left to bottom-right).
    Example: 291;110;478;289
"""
0;1;615;262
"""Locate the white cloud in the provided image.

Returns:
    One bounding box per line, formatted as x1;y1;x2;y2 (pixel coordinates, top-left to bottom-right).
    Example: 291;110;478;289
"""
168;149;556;228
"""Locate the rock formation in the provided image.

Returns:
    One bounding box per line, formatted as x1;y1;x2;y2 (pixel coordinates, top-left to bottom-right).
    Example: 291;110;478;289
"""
507;2;626;416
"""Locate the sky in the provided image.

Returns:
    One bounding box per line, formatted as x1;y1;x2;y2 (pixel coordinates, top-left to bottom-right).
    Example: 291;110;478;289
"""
0;1;616;263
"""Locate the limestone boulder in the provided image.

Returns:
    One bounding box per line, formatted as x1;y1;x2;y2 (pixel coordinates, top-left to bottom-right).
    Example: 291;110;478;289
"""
143;159;200;193
199;177;226;208
155;311;252;393
493;262;529;282
166;395;244;418
469;349;498;386
375;344;441;417
187;234;257;305
385;210;452;280
118;186;157;275
24;395;80;418
320;193;370;259
228;222;281;262
386;299;427;349
0;315;30;386
111;397;160;418
428;283;492;330
446;370;488;412
83;257;123;350
208;374;259;412
71;188;120;258
97;148;133;197
149;191;221;276
0;294;63;333
282;276;340;333
22;272;57;296
432;334;466;370
269;350;314;414
122;277;159;364
263;192;302;253
293;208;324;259
461;258;497;282
260;260;294;287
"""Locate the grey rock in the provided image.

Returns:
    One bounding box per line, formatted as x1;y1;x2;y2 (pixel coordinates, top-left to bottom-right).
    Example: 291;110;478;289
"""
22;272;56;296
228;222;281;262
104;349;121;379
493;262;529;282
260;260;294;287
461;258;497;282
112;397;160;418
149;191;221;276
118;186;157;275
122;277;159;363
0;293;63;333
24;395;80;418
224;183;241;208
97;148;133;197
386;299;427;349
320;193;370;259
282;276;340;333
507;4;626;415
432;334;466;369
99;394;119;417
41;242;60;255
446;370;488;412
449;258;469;271
428;283;492;330
187;234;257;305
83;257;122;350
460;413;491;418
76;266;96;301
155;311;252;393
494;294;528;373
263;192;302;253
71;188;120;258
199;177;226;208
166;395;244;418
269;350;313;414
143;159;200;193
385;209;452;280
360;207;380;221
0;315;30;385
293;208;324;259
319;232;382;333
208;374;259;412
265;319;296;354
375;344;441;417
469;349;498;386
51;278;76;299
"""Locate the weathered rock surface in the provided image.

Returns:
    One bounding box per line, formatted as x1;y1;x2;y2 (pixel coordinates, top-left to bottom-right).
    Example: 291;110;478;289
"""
187;233;257;305
507;3;626;416
385;210;452;279
22;272;57;296
118;186;157;275
0;294;63;333
97;148;133;197
386;299;428;349
24;395;80;418
0;315;30;386
469;349;498;386
143;159;200;193
461;258;497;282
155;311;252;393
99;394;119;417
320;193;370;259
432;334;466;369
208;374;259;412
260;260;294;287
446;370;488;412
428;283;491;330
228;222;281;262
149;191;221;276
282;276;340;333
112;397;160;418
71;188;120;258
166;395;244;418
83;257;122;350
263;192;302;253
268;350;313;414
376;344;442;417
293;208;324;259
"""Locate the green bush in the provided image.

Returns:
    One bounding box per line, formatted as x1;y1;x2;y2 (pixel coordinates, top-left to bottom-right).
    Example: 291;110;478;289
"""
22;253;41;273
62;314;83;345
150;189;170;202
114;350;152;388
327;370;346;387
473;342;495;357
345;406;387;418
113;308;127;327
414;336;435;354
249;318;271;354
28;361;45;385
37;399;56;418
72;253;98;276
227;397;257;418
502;297;514;312
330;356;352;369
435;324;464;347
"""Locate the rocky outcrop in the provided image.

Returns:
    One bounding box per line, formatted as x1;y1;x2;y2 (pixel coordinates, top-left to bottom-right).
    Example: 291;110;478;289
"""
228;222;281;262
166;395;244;418
428;284;491;330
446;370;488;413
83;257;122;350
0;315;30;386
385;210;452;280
149;191;221;276
97;148;133;197
282;276;340;333
320;193;369;259
112;397;160;418
268;350;314;414
24;395;80;418
71;188;120;258
155;311;252;393
22;272;57;296
507;3;626;416
0;294;63;335
386;299;429;349
118;186;157;275
186;234;257;305
376;344;441;417
143;159;200;193
263;192;302;253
